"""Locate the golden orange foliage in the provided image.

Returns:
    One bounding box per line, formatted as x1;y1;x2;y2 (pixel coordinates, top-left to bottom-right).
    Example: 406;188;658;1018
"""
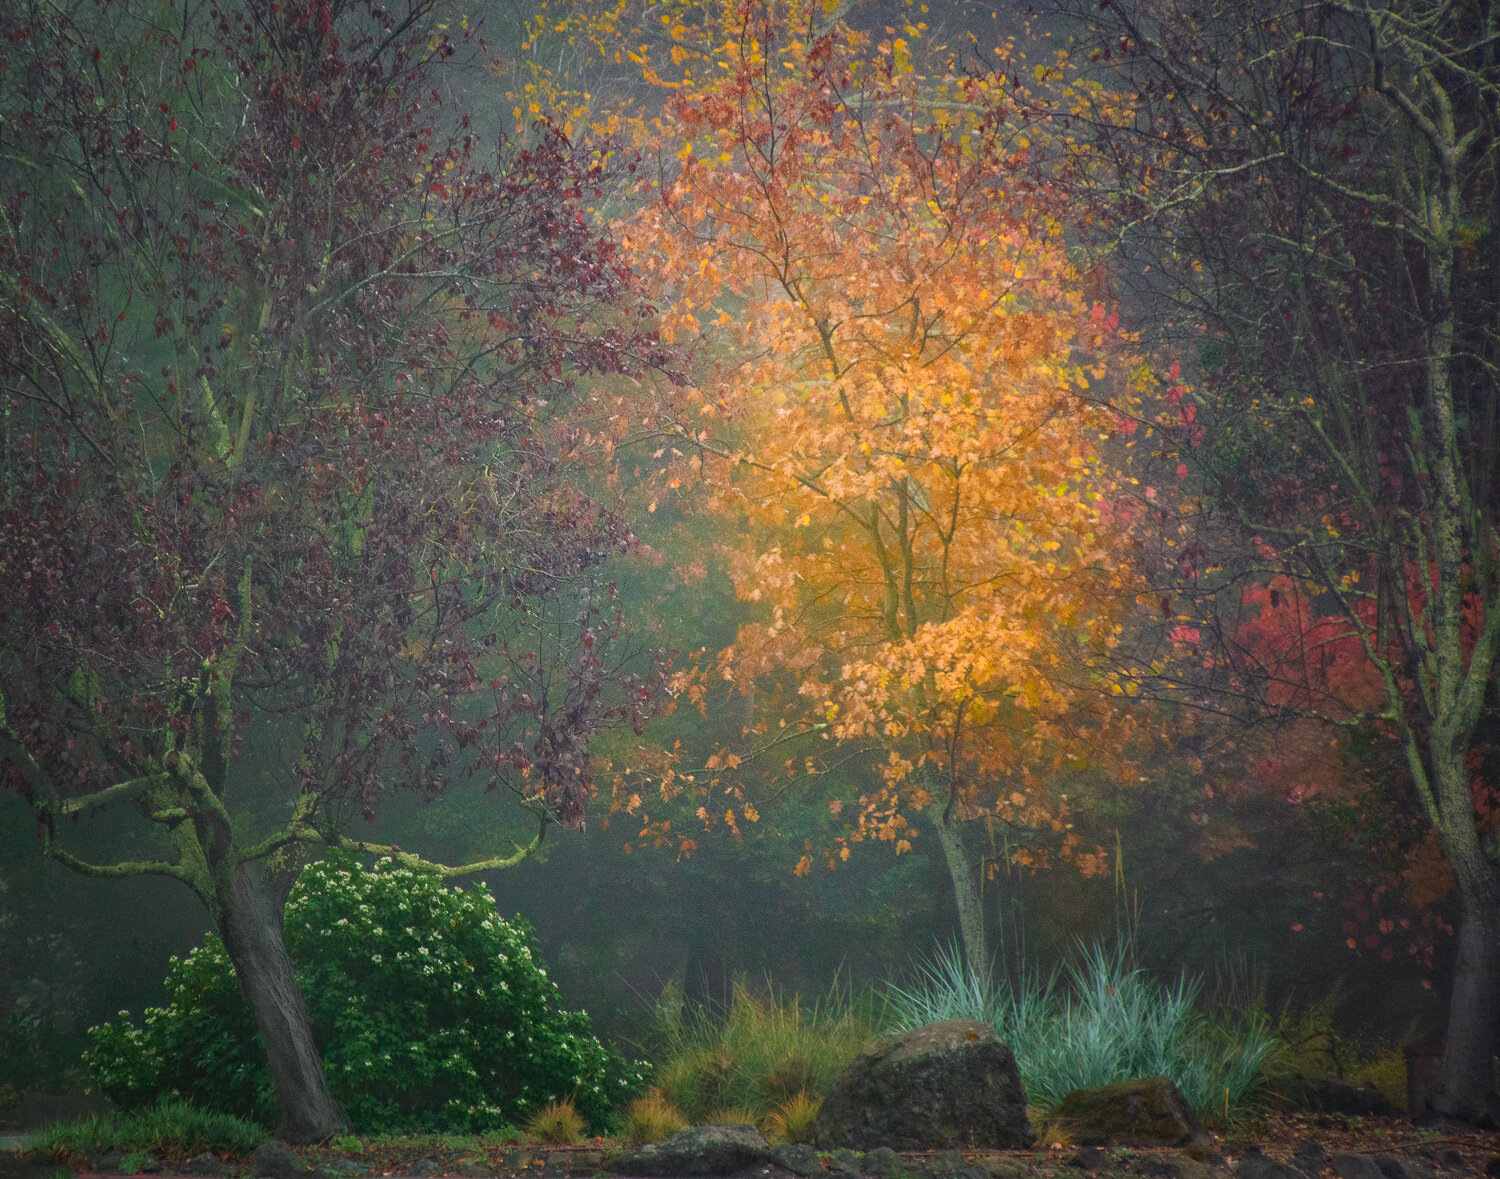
598;1;1146;864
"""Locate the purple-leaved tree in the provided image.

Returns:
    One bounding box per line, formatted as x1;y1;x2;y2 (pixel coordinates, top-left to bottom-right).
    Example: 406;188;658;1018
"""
0;0;673;1141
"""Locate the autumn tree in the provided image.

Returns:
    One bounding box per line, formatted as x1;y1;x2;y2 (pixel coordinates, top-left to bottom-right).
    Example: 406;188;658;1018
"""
1226;577;1489;978
612;1;1143;968
0;0;668;1140
1059;0;1500;1120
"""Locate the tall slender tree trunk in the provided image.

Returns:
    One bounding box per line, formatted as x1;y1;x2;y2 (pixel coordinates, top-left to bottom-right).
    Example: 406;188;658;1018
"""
1403;205;1499;1125
215;861;349;1143
1431;878;1500;1125
931;807;987;971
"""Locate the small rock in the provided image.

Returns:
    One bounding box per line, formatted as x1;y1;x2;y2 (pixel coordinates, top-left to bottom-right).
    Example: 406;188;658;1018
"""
407;1160;442;1178
1439;1149;1465;1171
1374;1158;1418;1179
771;1144;822;1177
1133;1159;1182;1179
250;1142;305;1179
862;1148;900;1177
1234;1156;1299;1179
1484;1155;1499;1179
1280;1077;1399;1118
1290;1140;1328;1177
1054;1077;1209;1150
98;1151;128;1172
1182;1139;1222;1163
324;1161;367;1176
1066;1147;1106;1171
187;1151;232;1177
1330;1154;1386;1179
827;1147;862;1179
604;1124;778;1177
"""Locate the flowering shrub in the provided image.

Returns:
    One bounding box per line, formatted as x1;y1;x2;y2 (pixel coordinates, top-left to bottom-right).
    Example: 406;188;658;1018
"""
88;854;647;1132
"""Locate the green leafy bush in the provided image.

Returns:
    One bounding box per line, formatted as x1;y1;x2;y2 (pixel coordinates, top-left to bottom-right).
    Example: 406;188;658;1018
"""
88;854;646;1132
1269;985;1407;1108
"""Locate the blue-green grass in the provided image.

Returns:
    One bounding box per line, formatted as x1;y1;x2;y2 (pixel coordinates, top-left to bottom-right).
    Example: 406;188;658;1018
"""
883;941;1279;1126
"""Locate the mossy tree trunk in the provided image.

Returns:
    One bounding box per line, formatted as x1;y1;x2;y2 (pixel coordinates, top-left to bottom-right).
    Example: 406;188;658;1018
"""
213;859;349;1143
1433;881;1500;1123
931;805;987;974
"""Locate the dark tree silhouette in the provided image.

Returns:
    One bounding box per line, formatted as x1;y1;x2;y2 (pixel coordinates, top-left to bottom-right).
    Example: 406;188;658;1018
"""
0;0;671;1141
1061;0;1499;1121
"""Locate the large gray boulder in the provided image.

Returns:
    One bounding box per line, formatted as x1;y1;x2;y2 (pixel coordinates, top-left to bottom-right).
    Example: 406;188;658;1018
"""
815;1020;1032;1151
603;1124;777;1177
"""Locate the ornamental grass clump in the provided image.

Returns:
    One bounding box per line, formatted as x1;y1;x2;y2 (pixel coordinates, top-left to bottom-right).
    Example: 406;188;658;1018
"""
88;854;646;1132
31;1099;267;1161
621;1090;688;1146
523;1099;584;1145
651;978;878;1123
883;941;1280;1127
761;1091;821;1145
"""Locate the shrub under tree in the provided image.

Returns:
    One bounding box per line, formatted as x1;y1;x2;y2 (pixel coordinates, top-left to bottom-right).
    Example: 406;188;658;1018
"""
88;855;647;1133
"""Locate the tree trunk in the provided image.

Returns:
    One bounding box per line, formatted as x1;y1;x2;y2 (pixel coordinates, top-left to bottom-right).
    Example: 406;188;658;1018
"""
216;861;349;1143
1430;880;1500;1126
931;808;987;971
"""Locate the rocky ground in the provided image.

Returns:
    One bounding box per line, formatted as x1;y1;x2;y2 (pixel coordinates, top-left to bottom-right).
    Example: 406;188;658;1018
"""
4;1112;1498;1179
